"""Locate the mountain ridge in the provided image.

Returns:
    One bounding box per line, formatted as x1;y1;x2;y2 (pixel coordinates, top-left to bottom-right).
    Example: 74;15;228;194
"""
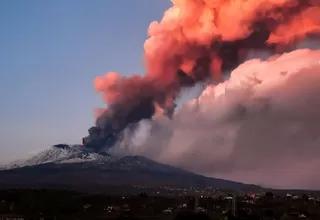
0;144;262;192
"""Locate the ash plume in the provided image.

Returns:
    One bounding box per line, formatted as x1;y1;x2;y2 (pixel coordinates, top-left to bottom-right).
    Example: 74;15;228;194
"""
84;0;320;151
113;48;320;189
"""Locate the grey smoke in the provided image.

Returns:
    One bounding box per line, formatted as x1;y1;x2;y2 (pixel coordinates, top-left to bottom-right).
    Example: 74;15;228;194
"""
110;49;320;189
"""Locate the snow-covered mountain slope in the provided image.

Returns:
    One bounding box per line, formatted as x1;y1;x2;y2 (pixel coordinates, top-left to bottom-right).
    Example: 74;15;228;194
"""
0;144;188;174
0;144;109;170
0;144;261;191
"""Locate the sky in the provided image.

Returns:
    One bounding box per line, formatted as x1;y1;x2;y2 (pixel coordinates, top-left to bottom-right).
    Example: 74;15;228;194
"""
0;0;173;163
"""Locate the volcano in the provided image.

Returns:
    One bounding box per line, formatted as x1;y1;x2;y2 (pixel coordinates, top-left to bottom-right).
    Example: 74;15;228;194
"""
0;144;260;193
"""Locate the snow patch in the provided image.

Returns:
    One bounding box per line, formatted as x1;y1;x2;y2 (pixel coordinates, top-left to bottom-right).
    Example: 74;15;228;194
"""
0;145;110;170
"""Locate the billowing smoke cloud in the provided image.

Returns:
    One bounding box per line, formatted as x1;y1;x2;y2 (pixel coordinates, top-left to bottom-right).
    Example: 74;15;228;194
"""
112;49;320;189
83;0;320;151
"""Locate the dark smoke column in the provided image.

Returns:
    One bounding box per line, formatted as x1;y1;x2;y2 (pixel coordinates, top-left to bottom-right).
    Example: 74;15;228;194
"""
84;99;156;151
82;70;193;151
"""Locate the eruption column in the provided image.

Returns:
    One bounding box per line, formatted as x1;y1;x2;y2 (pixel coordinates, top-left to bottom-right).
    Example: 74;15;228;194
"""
84;0;320;151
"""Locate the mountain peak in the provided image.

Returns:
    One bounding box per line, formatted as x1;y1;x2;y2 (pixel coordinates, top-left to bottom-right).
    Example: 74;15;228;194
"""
0;145;258;191
52;144;72;150
0;145;109;170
